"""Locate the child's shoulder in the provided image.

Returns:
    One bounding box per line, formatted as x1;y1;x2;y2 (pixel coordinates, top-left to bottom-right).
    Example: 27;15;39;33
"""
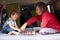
6;18;12;22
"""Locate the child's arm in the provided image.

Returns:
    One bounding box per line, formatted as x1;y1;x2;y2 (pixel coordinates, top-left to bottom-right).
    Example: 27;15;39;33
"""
20;15;41;32
15;25;21;32
15;25;19;29
20;23;27;32
8;23;20;31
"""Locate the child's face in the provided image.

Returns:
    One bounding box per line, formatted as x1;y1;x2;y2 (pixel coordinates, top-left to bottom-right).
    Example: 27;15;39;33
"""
11;13;18;21
36;6;42;15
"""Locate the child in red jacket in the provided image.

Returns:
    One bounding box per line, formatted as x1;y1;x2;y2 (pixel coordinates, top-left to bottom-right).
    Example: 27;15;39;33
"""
20;2;60;34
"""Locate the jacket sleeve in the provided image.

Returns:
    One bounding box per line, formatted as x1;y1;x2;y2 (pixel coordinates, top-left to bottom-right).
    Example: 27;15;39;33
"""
26;15;41;26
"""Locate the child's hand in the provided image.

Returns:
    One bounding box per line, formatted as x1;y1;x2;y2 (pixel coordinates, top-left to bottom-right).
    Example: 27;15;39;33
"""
15;28;21;32
17;29;21;32
20;23;27;32
20;29;25;33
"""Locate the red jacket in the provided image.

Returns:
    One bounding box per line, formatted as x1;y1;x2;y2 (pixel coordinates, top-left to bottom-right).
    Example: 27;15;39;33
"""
26;10;60;32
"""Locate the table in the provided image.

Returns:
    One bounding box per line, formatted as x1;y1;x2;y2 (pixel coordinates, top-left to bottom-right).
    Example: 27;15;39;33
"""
0;27;60;40
0;33;60;40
